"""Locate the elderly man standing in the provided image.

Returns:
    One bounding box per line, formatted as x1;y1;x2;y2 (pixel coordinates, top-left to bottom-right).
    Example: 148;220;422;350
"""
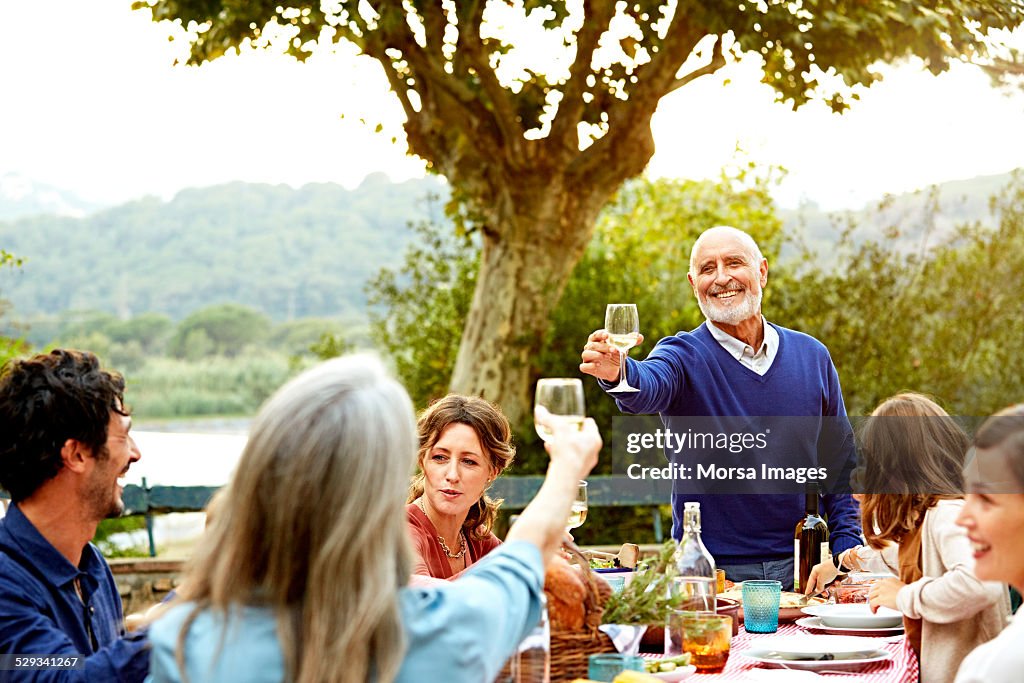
0;349;148;681
580;226;861;589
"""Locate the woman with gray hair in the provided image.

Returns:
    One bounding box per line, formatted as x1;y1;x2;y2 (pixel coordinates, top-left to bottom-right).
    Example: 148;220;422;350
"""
146;354;600;683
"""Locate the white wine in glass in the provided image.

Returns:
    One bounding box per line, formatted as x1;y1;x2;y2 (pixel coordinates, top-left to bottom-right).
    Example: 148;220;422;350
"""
567;480;588;531
605;303;640;392
534;378;586;443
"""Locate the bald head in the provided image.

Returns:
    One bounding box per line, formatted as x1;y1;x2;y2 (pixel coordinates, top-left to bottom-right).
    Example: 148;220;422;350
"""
688;226;764;279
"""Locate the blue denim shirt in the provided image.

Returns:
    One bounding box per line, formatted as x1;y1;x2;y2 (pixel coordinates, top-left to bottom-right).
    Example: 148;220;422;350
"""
0;504;149;682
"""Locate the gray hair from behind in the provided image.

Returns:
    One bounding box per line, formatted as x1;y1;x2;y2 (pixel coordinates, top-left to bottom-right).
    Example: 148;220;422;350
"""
688;225;765;278
174;354;418;683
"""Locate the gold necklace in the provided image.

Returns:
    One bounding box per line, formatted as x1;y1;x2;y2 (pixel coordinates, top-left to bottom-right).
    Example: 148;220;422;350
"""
416;498;467;559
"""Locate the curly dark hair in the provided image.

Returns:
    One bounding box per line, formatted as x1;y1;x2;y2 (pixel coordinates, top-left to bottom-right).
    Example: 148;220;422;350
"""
0;349;127;502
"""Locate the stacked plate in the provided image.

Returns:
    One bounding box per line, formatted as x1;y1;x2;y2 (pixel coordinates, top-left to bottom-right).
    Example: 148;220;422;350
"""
739;635;893;671
798;604;904;636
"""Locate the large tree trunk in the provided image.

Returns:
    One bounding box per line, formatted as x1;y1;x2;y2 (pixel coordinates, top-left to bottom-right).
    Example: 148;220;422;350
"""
448;176;612;426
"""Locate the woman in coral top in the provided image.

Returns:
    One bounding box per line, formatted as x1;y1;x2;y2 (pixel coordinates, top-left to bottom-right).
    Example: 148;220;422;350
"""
407;394;515;579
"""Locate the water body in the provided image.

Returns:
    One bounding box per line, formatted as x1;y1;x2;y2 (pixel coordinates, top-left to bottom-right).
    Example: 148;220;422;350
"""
116;429;249;554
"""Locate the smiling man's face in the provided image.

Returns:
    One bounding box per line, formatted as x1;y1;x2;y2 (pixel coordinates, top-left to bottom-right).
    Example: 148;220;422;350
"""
83;407;141;521
688;229;767;327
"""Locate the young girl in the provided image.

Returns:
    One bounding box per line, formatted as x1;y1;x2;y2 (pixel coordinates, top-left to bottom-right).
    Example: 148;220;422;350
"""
954;405;1024;682
806;393;1009;683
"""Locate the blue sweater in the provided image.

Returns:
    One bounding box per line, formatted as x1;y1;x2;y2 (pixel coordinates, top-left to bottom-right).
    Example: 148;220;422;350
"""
609;322;862;564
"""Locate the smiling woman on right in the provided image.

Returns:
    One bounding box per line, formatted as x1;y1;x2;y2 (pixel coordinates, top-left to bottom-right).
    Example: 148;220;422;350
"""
954;404;1024;683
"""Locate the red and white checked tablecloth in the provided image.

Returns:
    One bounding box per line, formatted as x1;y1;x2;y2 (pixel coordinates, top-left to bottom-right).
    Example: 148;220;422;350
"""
644;623;919;682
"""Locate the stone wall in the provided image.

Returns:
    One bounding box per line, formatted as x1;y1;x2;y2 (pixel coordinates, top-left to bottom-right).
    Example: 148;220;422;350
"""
108;558;185;616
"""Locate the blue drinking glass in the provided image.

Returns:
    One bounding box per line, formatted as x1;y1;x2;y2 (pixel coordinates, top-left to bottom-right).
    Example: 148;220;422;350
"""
587;654;645;682
742;580;782;633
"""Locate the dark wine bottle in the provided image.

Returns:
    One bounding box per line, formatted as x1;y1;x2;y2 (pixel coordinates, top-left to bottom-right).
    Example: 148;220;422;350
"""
794;483;829;592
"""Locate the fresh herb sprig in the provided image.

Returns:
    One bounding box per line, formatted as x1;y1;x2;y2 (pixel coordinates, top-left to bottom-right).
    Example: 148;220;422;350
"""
601;540;683;625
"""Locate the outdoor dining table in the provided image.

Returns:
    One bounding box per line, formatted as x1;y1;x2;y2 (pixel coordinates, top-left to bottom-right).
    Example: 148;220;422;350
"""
639;623;919;682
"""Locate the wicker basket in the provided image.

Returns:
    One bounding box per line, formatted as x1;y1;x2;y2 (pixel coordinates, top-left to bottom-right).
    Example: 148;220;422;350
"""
547;542;619;681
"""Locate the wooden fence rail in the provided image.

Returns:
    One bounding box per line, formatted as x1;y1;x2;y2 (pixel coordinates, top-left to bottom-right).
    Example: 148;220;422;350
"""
5;476;669;556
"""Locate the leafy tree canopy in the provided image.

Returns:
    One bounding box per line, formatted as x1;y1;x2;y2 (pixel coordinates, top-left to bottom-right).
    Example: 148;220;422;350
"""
168;303;272;358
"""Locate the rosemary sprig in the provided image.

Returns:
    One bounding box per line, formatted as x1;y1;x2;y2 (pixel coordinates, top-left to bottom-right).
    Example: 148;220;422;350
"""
601;540;684;625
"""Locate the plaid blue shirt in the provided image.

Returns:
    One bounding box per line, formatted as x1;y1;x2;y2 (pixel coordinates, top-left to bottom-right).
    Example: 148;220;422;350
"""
0;504;149;682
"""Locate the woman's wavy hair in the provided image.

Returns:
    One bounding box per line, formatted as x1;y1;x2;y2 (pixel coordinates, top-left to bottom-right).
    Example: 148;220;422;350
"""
973;403;1024;489
407;394;515;540
172;355;417;683
856;392;969;549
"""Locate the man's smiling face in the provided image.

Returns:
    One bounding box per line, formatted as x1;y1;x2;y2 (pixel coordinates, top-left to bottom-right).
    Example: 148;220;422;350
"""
688;229;767;327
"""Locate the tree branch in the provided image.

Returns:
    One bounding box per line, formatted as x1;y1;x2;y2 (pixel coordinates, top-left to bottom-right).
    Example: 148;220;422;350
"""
415;0;447;53
457;0;525;159
664;34;725;95
546;0;616;151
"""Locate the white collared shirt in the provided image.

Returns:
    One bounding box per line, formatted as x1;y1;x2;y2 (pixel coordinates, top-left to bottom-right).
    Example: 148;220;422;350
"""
706;316;778;375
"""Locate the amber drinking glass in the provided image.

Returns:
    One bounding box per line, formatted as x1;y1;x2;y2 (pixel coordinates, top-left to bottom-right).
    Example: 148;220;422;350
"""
667;612;731;673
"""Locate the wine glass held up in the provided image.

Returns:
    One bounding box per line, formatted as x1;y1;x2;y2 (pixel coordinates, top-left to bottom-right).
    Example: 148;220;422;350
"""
533;378;586;443
566;480;588;533
605;303;640;393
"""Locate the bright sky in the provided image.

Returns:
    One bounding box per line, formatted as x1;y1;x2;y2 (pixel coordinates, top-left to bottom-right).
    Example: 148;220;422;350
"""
1;1;1022;210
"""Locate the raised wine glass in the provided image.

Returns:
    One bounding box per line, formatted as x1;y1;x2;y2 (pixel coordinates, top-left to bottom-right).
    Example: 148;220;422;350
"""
605;303;640;393
534;378;586;443
567;480;588;533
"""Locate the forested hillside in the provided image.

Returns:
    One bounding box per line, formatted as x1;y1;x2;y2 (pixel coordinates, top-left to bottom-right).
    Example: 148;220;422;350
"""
0;174;446;327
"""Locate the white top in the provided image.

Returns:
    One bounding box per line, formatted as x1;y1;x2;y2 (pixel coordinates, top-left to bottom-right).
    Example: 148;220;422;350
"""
706;316;779;375
955;609;1024;683
856;500;1010;683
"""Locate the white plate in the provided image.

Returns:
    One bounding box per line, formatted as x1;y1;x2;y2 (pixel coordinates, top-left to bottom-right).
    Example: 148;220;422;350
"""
650;664;697;681
802;603;903;628
739;647;893;672
743;635;882;658
796;616;904;637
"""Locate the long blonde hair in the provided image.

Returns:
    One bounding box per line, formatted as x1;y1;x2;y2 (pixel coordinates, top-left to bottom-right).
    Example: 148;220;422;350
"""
856;392;969;549
407;394;515;540
174;355;417;683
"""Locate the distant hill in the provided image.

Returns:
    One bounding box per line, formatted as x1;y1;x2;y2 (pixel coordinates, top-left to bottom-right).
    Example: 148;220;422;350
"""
0;173;105;220
778;170;1019;261
0;174;448;326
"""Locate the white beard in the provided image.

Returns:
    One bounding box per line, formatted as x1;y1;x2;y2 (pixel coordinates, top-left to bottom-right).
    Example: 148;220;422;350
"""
698;283;762;326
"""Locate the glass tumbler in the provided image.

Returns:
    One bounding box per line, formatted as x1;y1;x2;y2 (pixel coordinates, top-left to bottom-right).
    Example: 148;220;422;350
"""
742;580;782;633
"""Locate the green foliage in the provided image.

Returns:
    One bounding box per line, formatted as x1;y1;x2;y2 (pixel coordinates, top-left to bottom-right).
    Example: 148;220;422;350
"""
94;516;150;558
0;248;29;366
773;173;1024;416
308;331;352;361
168;303;271;358
125;351;298;418
366;215;478;409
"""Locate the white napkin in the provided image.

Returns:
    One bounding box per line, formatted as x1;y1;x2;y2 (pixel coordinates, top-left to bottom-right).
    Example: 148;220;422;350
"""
597;624;648;655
